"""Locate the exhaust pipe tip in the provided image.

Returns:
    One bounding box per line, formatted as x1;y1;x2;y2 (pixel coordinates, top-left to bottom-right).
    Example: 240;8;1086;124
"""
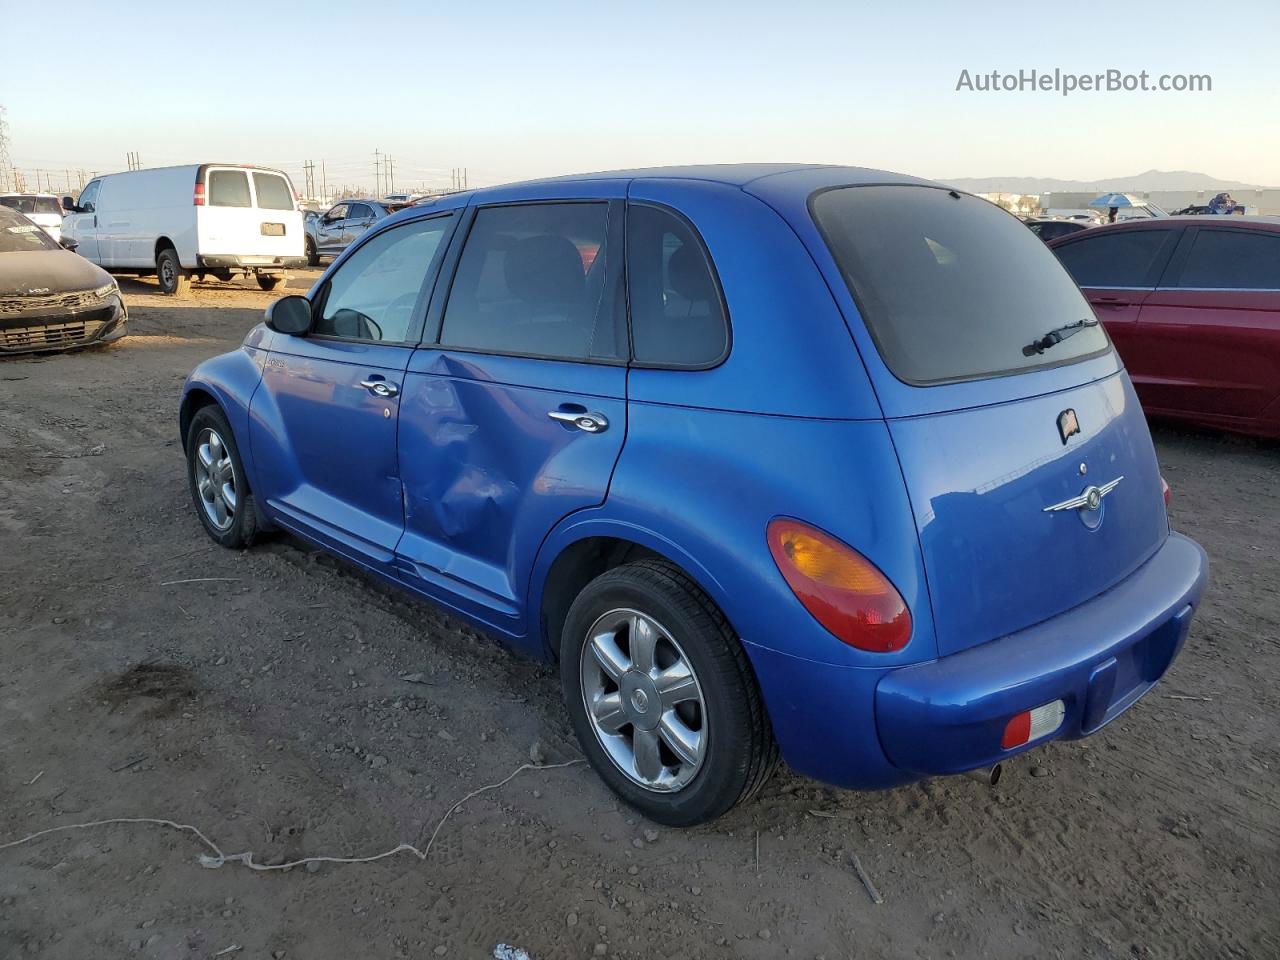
962;763;1003;786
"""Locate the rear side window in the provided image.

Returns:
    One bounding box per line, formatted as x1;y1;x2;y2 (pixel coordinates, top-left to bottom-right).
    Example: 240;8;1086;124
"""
208;170;251;208
812;186;1109;384
627;204;728;366
439;203;617;361
1054;230;1175;288
253;173;294;210
1176;229;1280;289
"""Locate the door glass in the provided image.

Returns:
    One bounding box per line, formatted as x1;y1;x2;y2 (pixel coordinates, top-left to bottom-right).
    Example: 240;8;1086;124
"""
1053;230;1174;288
349;203;372;220
208;170;252;207
253;172;295;210
1176;230;1280;289
327;203;349;223
627;204;728;366
439;202;614;360
314;216;453;343
78;180;101;211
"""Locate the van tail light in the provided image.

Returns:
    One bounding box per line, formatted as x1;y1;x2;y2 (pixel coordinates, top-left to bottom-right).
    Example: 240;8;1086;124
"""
1001;700;1065;749
1161;476;1171;507
766;518;911;652
193;182;205;206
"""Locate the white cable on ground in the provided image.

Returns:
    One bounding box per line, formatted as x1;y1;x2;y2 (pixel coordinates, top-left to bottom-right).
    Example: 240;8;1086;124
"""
0;759;584;873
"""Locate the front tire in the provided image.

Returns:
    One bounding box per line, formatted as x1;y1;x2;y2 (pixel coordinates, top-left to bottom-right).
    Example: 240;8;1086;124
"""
560;559;777;826
156;247;190;296
305;237;320;267
257;274;285;292
186;405;261;548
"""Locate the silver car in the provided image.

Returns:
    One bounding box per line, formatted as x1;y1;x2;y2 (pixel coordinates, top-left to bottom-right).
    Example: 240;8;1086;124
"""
304;199;407;265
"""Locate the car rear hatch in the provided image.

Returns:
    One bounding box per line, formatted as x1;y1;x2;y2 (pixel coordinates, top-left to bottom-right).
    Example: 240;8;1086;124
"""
804;183;1170;656
196;166;304;260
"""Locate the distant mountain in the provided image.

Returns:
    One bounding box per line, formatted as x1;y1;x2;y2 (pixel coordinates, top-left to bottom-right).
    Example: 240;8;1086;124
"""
943;169;1272;194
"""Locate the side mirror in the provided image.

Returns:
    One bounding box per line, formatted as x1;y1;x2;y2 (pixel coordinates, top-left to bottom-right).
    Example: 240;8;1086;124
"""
265;295;312;336
60;237;79;252
62;196;77;212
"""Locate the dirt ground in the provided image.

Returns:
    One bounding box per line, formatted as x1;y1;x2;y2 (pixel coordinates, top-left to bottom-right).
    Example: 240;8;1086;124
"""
1;270;1277;960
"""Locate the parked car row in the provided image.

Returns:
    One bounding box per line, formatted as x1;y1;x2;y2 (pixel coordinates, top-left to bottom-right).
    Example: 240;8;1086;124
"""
179;164;1208;825
1048;216;1280;438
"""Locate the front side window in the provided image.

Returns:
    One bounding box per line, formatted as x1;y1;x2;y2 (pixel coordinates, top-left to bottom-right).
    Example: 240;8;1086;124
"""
253;172;294;210
326;203;349;222
1175;229;1280;289
208;170;252;207
77;181;101;211
314;216;453;343
1053;229;1175;288
626;204;728;366
439;202;616;361
813;185;1110;384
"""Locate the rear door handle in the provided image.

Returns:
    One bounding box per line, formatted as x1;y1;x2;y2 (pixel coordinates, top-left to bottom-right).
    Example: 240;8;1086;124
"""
360;379;399;398
548;409;609;433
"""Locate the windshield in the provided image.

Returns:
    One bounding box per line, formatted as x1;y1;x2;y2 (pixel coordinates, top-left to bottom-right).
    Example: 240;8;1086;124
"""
811;185;1110;384
0;217;59;252
0;196;63;216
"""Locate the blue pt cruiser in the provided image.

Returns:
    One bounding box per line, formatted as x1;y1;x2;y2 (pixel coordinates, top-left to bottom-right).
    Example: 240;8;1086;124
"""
180;165;1208;825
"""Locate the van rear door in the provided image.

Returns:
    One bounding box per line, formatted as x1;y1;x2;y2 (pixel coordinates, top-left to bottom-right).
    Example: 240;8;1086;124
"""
805;184;1170;656
195;166;304;263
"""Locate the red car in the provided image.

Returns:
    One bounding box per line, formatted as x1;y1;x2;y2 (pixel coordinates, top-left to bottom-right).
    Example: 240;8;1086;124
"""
1049;217;1280;439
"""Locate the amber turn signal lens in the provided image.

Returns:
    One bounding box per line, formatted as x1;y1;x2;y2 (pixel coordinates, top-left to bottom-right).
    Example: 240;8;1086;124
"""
767;518;912;653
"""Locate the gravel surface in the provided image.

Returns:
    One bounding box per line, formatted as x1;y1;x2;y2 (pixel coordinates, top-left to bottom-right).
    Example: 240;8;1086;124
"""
1;271;1277;959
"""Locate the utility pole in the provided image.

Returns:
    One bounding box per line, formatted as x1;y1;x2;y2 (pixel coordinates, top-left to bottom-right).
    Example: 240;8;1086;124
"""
374;149;381;197
321;160;327;202
0;105;11;192
302;159;315;201
387;156;395;196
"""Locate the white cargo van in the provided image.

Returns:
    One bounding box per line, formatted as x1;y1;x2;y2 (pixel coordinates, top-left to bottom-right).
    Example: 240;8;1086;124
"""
62;164;305;295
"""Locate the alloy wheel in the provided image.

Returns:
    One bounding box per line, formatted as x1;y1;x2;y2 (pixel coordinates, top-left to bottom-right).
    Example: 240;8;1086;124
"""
193;427;237;531
579;608;708;792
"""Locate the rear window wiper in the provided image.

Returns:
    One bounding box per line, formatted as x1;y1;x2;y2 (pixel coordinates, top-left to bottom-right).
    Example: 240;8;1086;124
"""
1022;317;1099;356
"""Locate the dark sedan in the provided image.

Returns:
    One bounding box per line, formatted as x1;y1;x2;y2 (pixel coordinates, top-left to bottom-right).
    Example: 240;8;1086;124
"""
0;206;128;354
1049;216;1280;438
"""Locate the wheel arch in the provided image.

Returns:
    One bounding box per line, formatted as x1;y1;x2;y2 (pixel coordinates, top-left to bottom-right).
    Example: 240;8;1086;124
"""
528;516;733;663
155;235;178;260
179;387;220;453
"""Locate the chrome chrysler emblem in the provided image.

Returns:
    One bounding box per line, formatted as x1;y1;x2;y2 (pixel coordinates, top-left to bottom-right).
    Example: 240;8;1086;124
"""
1043;476;1124;513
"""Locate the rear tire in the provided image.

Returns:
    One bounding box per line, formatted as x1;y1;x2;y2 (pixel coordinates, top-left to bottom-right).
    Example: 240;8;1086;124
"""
185;405;261;549
156;247;190;296
560;559;777;826
257;275;285;292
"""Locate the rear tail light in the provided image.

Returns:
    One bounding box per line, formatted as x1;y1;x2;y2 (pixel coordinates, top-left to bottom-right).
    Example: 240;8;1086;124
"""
193;182;205;206
1001;700;1065;749
1161;476;1171;507
766;518;911;652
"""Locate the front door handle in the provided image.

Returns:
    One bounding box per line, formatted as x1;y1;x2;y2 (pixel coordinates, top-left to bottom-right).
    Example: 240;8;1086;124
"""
360;379;399;398
549;409;609;433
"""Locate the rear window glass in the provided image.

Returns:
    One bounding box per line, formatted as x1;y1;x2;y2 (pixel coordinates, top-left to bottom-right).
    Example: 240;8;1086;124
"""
0;196;62;216
208;170;251;208
812;186;1109;384
253;173;294;210
1054;230;1174;288
627;204;728;366
1176;229;1280;289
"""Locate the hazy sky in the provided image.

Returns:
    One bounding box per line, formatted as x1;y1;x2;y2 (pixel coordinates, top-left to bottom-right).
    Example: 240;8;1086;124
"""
5;0;1279;194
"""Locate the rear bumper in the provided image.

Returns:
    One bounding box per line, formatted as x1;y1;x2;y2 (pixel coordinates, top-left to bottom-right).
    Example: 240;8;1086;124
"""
196;255;306;271
746;532;1207;789
875;532;1208;777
